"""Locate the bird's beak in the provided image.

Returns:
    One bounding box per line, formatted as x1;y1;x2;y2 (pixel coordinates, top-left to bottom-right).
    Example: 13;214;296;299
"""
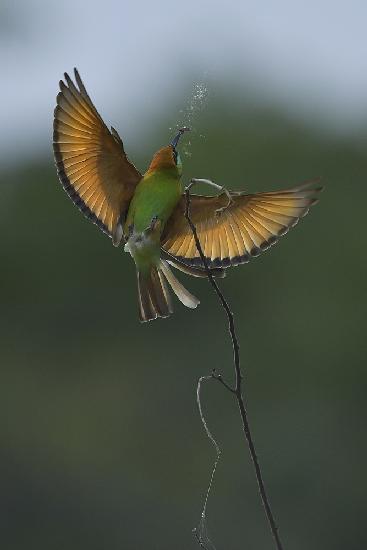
170;126;190;149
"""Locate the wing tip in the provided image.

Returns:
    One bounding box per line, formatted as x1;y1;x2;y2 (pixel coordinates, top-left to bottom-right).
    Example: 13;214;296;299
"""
73;67;85;94
64;71;73;88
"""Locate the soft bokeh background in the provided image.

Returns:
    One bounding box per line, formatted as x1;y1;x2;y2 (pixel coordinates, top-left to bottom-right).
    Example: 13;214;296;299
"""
1;1;366;549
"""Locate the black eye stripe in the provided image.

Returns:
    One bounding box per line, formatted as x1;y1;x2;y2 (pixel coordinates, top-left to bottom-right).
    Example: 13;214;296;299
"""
172;149;178;164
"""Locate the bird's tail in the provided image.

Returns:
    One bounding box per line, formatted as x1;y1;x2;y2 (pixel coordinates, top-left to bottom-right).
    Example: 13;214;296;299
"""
137;260;199;322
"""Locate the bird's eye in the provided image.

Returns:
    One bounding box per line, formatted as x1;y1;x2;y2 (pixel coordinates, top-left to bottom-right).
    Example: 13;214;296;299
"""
172;149;178;164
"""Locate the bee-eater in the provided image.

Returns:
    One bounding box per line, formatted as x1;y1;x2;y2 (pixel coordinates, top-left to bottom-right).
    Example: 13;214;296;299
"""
53;69;322;322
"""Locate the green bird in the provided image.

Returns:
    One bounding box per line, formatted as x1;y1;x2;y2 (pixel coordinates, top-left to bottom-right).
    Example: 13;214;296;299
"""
53;69;322;322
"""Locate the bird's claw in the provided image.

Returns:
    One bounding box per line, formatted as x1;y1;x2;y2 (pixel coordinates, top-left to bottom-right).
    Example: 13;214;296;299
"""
215;188;236;216
144;216;161;236
185;178;240;216
150;215;159;229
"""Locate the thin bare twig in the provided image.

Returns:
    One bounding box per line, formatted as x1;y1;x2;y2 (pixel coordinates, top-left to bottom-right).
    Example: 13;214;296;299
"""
184;182;284;550
193;375;221;550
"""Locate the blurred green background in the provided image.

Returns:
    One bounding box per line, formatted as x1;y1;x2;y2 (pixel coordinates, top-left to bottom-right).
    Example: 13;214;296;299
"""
1;2;366;549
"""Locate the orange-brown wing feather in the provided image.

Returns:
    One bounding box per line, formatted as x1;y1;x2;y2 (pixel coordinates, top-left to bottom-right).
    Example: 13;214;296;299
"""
161;180;323;268
53;68;142;238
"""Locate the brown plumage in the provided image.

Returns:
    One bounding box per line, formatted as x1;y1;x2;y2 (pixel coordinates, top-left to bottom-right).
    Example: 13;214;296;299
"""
162;180;322;268
137;264;173;321
147;146;177;173
53;69;141;243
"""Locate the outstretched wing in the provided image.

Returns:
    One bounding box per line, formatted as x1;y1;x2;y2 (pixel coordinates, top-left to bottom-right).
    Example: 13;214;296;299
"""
161;180;322;268
53;68;142;241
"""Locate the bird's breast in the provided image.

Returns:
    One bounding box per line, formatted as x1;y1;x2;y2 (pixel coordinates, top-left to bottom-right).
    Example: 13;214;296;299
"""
125;172;182;235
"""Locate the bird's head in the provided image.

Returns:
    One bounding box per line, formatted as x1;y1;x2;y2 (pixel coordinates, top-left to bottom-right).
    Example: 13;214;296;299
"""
147;127;190;176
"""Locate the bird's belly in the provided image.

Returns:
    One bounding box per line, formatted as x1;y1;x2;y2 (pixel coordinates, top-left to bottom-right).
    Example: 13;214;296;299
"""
124;230;160;271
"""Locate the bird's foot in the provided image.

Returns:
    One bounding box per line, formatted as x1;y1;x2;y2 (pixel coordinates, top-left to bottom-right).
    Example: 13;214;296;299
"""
144;216;161;237
185;178;239;216
215;188;239;216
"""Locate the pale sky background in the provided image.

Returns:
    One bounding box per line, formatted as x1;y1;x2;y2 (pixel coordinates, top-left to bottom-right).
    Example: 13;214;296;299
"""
1;0;367;165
